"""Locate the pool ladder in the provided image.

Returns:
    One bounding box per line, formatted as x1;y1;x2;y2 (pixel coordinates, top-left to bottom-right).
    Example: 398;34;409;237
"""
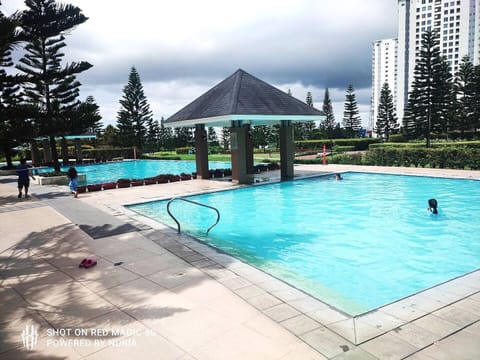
166;197;220;235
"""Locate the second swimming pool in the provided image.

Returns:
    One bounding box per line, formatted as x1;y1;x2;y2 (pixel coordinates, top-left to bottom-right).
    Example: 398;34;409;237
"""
128;173;480;315
37;160;231;184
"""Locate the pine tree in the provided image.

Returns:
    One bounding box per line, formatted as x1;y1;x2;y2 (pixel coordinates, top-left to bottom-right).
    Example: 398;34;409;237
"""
404;29;452;147
473;65;480;135
302;92;316;139
158;117;173;149
342;84;361;137
145;118;160;152
221;127;230;150
0;9;30;167
100;124;119;147
306;92;313;106
116;67;152;149
207;126;218;146
454;56;476;137
174;127;192;148
251;125;272;148
83;96;102;135
375;83;398;141
320;88;336;138
17;0;92;171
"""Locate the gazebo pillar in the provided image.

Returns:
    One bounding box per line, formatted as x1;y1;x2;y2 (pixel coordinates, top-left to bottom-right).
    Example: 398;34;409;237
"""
74;138;83;163
245;125;254;174
230;123;249;184
279;121;294;180
42;138;52;163
194;124;209;179
30;141;40;167
61;137;69;165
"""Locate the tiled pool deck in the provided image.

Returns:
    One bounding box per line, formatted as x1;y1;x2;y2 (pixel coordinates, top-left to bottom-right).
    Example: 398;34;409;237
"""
0;164;479;359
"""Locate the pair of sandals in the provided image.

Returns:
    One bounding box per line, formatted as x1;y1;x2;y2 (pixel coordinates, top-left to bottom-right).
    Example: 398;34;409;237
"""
79;258;97;268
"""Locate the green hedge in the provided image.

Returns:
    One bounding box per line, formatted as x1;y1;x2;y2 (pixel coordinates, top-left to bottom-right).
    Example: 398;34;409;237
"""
176;147;195;154
140;154;181;160
369;140;480;150
295;138;380;151
294;147;480;169
333;145;355;152
365;148;480;169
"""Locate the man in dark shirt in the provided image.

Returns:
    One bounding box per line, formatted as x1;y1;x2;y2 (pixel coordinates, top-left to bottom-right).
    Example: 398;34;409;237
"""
16;159;35;198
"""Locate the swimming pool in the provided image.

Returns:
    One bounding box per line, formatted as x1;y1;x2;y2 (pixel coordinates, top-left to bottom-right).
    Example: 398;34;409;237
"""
128;173;480;315
36;160;231;184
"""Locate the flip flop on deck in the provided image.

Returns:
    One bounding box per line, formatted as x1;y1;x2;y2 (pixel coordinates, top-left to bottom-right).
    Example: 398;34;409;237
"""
79;258;97;268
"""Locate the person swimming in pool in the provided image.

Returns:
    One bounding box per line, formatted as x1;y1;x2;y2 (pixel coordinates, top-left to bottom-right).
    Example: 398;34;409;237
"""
427;198;438;214
335;173;343;180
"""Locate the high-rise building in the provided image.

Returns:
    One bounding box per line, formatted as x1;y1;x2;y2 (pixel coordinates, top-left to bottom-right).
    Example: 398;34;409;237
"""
370;0;480;130
370;39;398;131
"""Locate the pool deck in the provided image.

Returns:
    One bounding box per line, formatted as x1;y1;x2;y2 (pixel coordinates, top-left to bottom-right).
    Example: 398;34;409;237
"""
0;164;479;359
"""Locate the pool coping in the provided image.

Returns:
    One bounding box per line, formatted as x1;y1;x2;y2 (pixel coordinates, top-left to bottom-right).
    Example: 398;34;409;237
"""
108;165;480;357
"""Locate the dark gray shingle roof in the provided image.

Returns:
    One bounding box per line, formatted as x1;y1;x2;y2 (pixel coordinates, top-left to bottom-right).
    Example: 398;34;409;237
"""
165;69;323;125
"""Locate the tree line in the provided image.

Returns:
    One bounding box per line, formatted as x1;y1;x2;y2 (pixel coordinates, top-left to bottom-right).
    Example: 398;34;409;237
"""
375;29;480;146
0;0;102;171
1;1;368;165
105;73;367;152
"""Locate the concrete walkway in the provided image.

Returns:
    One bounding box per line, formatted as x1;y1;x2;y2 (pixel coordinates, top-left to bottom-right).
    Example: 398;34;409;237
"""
1;164;479;359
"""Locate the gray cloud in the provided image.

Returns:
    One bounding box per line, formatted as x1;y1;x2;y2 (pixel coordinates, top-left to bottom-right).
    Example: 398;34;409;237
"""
3;0;398;126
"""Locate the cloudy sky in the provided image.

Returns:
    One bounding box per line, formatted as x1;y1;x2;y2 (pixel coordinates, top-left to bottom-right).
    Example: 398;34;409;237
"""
3;0;398;128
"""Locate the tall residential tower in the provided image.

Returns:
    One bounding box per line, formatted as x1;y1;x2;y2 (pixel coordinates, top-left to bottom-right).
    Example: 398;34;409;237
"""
370;0;480;130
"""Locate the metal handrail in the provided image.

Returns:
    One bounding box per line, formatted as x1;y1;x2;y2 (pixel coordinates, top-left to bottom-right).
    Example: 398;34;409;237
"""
166;197;220;235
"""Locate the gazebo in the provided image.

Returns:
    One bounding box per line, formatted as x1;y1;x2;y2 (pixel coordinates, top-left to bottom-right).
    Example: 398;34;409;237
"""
165;69;325;184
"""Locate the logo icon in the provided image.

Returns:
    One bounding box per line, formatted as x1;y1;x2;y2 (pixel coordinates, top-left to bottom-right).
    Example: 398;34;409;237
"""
22;325;38;350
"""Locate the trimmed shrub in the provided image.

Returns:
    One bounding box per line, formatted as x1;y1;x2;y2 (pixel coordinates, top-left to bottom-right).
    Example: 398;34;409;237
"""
295;138;380;151
175;147;195;154
388;134;406;142
333;145;355;152
365;147;480;169
141;154;181;160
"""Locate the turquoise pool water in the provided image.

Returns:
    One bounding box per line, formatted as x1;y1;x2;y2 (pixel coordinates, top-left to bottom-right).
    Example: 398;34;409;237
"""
37;160;231;184
128;173;480;315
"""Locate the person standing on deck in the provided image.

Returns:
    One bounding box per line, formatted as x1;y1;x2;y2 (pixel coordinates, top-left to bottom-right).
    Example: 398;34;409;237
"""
16;159;35;198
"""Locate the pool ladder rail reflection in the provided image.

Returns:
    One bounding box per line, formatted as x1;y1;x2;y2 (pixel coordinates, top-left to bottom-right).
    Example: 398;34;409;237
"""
166;197;220;235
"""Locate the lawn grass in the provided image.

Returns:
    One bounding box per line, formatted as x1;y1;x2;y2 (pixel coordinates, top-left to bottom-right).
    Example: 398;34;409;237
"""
147;151;280;162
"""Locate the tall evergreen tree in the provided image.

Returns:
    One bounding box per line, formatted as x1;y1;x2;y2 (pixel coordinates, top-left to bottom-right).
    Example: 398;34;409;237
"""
83;95;102;135
473;64;480;135
17;0;92;171
320;88;336;138
403;29;452;147
145;118;160;152
454;56;476;137
306;92;313;106
174;127;192;148
375;83;398;141
0;8;30;167
207;126;218;146
251;125;273;149
100;124;119;147
158;117;173;149
221;127;230;150
116;67;152;149
342;84;361;137
302;92;316;139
